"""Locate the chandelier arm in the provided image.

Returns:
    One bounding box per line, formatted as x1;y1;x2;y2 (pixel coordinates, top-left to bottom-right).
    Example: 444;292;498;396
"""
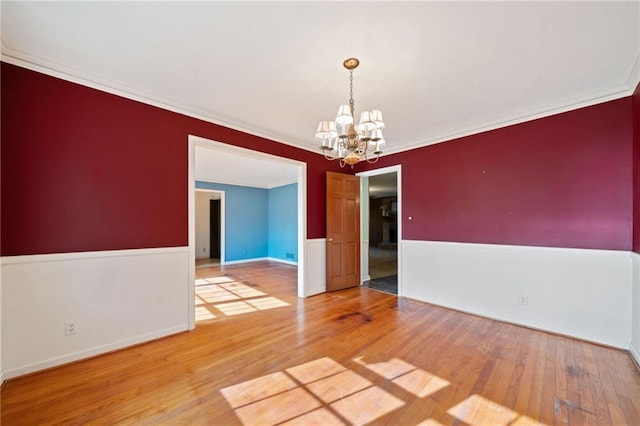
323;150;337;161
366;155;380;164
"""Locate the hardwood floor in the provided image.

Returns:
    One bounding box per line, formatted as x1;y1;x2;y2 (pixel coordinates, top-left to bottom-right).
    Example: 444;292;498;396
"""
2;261;639;425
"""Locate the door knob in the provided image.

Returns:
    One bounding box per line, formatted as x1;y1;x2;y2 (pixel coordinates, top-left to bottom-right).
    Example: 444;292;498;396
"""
328;238;334;242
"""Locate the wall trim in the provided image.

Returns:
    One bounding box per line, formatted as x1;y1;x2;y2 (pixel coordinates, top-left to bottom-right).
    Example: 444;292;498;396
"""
0;54;315;154
222;257;298;266
631;344;640;369
382;86;632;157
402;239;630;255
2;53;634;162
625;51;640;93
3;325;187;381
224;257;268;265
267;257;298;266
1;246;189;265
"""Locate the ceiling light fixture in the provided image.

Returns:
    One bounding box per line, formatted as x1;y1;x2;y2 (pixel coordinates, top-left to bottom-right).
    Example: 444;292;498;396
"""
316;57;385;168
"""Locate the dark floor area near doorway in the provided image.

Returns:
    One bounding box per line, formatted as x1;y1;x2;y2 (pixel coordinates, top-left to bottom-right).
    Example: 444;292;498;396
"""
366;246;398;294
363;274;398;295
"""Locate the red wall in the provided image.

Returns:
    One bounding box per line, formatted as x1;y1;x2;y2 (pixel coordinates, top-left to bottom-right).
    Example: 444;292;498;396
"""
358;98;633;250
634;83;640;253
2;62;635;255
1;63;341;256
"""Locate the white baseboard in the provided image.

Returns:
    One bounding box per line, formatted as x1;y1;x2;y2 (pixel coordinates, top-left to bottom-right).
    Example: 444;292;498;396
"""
3;325;187;380
267;257;298;266
223;257;298;266
224;257;269;265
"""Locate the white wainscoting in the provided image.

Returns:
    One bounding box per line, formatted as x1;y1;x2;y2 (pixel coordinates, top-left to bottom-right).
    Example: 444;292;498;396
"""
401;240;633;348
0;263;3;384
1;247;190;379
304;239;326;297
632;251;640;366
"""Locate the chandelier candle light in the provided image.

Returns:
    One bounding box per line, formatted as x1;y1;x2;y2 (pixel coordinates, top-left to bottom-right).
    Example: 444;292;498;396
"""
316;57;386;168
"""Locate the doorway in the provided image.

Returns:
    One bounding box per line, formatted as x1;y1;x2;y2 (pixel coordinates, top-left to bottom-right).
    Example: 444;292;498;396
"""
210;199;221;259
194;189;224;268
187;135;308;330
357;166;401;295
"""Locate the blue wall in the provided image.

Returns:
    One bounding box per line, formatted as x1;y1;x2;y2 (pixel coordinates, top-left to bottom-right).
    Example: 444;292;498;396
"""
268;183;298;262
196;181;297;263
196;181;268;262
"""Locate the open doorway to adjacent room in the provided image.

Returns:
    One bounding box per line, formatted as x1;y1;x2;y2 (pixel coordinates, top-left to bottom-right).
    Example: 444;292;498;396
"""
357;166;401;295
194;189;224;268
188;135;307;330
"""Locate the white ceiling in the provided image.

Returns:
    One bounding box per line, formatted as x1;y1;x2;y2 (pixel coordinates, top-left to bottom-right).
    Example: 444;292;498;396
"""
2;1;639;188
194;138;299;189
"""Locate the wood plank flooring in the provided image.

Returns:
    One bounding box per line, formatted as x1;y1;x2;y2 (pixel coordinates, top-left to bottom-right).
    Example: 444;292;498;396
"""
2;261;639;425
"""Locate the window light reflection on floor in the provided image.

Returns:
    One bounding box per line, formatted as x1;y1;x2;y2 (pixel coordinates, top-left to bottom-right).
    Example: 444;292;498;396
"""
195;276;290;321
448;394;548;426
354;356;450;399
220;282;266;298
221;357;404;426
195;306;216;321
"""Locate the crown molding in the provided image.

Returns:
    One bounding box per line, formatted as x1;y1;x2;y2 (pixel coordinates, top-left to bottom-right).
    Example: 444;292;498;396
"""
2;48;637;163
382;84;634;157
625;52;640;93
0;50;319;156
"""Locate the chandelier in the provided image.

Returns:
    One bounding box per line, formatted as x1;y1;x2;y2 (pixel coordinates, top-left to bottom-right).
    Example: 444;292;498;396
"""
315;57;386;168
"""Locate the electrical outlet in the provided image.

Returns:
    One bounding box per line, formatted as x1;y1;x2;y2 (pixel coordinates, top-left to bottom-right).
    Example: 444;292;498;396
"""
519;296;528;305
65;321;78;336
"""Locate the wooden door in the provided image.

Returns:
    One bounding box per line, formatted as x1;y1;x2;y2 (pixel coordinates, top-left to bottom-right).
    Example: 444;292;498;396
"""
209;199;221;259
326;172;360;291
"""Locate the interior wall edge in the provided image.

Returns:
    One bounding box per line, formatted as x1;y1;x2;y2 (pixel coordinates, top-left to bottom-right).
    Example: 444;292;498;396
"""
305;239;326;297
401;240;633;348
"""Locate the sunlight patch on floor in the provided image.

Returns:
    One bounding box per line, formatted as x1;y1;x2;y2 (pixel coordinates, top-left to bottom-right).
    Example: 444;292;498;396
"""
221;355;549;426
196;276;289;321
195;306;217;321
354;356;450;399
448;394;547;426
221;357;404;425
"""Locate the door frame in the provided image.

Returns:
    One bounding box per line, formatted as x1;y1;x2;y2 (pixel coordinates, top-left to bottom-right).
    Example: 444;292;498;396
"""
356;165;402;295
187;135;308;330
195;189;225;263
